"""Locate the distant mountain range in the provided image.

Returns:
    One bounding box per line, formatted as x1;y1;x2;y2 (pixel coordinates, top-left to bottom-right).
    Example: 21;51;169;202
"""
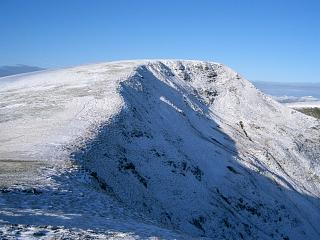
253;81;320;102
0;64;45;77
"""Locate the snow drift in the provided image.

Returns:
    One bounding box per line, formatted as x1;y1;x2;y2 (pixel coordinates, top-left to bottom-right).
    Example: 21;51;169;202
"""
0;60;319;239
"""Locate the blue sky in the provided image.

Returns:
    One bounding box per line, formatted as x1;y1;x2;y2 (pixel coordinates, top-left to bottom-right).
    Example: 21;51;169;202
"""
1;0;319;82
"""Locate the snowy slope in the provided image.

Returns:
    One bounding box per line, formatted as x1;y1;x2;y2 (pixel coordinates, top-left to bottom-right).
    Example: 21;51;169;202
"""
0;60;319;239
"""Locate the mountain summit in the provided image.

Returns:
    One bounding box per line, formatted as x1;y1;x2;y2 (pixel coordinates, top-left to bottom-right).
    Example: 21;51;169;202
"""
0;60;319;239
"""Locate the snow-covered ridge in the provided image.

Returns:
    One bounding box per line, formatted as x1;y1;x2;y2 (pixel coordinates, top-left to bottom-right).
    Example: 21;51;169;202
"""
0;60;319;239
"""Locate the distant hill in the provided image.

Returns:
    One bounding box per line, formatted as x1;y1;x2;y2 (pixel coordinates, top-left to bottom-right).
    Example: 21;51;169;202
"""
296;107;320;119
0;64;45;77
